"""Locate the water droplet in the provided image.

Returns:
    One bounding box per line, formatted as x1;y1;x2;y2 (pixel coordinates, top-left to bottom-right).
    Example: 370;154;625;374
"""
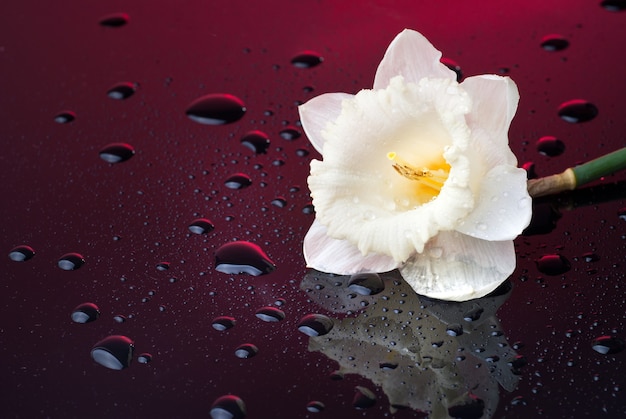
582;252;600;262
240;130;270;154
188;218;215;234
156;261;170;271
592;336;625;354
255;306;285;322
58;253;85;271
302;203;315;214
306;401;325;413
558;99;598;123
347;273;384;296
113;314;127;323
463;304;484;322
535;254;571;275
279;126;301;140
352;386;376;409
297;313;334;337
71;302;100;323
186;94;246;125
536;136;565;157
600;0;626;11
99;13;129;27
215;241;276;276
441;57;463;81
540;34;569;51
291;51;323;68
137;353;152;364
212;316;236;331
618;207;626;221
447;393;485;418
90;335;134;370
270;197;287;208
224;173;252;189
99;143;135;163
54;110;76;124
8;245;35;262
234;343;259;359
446;323;464;337
379;362;398;370
210;395;247;419
107;82;137;100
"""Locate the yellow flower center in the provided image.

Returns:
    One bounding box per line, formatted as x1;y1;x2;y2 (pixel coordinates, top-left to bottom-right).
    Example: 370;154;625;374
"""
387;151;450;196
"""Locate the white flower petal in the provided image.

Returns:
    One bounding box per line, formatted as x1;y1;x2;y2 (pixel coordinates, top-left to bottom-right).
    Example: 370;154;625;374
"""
456;165;532;241
373;29;456;89
462;75;520;168
400;232;516;301
303;219;399;274
298;92;354;155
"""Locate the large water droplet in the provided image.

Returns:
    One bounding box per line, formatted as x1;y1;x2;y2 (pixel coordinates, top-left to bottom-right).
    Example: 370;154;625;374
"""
90;335;134;370
8;245;35;262
600;0;626;11
540;34;569;51
188;218;215;234
71;302;100;323
99;13;129;27
212;316;237;331
240;130;270;154
255;306;285;322
558;99;598;123
107;82;137;100
186;94;246;125
347;273;384;296
297;313;334;337
210;395;247;419
224;173;252;189
536;136;565;157
234;343;259;359
591;335;625;354
99;143;135;163
215;241;276;276
291;51;323;68
447;393;485;419
352;386;376;409
536;254;571;275
58;253;85;271
54;110;76;124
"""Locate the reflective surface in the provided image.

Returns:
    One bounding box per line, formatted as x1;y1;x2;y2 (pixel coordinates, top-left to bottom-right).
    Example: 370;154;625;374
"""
1;1;625;418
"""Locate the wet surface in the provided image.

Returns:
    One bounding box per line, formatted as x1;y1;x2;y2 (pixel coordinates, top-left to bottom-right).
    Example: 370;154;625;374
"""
1;0;625;418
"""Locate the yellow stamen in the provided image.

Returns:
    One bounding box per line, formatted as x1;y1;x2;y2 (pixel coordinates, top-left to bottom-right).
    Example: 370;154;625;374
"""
387;151;448;191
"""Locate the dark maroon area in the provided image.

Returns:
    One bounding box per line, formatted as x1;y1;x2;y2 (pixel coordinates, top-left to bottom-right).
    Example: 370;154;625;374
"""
1;1;625;418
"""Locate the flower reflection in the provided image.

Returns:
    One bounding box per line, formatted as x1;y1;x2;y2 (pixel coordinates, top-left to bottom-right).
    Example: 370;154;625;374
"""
300;269;522;418
300;30;531;301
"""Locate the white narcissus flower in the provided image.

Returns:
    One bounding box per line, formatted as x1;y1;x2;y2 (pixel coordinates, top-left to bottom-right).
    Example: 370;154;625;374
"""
299;29;532;302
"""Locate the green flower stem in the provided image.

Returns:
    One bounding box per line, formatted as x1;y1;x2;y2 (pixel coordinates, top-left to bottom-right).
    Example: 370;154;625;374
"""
527;147;626;198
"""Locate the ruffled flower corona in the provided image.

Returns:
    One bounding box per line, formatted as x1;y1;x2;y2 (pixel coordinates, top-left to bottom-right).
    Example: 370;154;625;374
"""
299;29;532;301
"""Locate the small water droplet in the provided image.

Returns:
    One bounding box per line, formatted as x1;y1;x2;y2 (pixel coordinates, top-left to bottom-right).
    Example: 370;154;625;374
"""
441;57;463;81
8;245;35;262
297;313;334;337
592;335;625;354
558;99;598;123
347;273;384;296
536;254;571;275
224;173;252;189
270;197;287;208
446;324;464;337
99;12;129;27
617;207;626;221
54;110;76;124
463;304;484;322
291;51;323;68
186;94;246;125
240;130;270;154
99;143;135;163
156;261;170;271
188;218;215;234
137;353;152;364
113;314;127;323
107;82;137;100
540;34;569;51
536;136;565;157
210;395;247;419
306;401;325;413
71;302;100;323
90;335;134;370
582;252;600;262
379;362;398;370
255;306;285;322
279;126;302;140
234;343;259;359
58;253;85;271
352;386;376;409
212;316;236;331
215;241;276;276
302;203;315;214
